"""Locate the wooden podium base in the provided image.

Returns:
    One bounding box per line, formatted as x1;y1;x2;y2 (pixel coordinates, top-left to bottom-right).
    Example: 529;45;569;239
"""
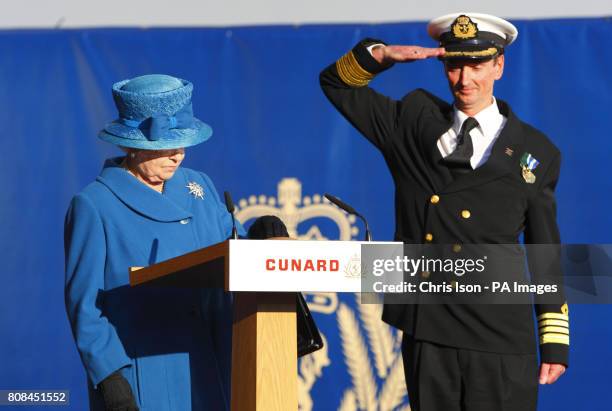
231;292;297;411
129;239;379;409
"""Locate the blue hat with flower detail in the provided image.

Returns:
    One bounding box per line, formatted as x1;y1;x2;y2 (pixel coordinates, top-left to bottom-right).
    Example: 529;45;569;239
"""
98;74;212;150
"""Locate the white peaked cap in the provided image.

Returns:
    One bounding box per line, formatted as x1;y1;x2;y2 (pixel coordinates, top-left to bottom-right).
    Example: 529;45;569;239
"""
427;12;518;46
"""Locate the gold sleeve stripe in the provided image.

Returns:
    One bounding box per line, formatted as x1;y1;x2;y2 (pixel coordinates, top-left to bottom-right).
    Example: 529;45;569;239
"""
341;51;374;80
538;319;569;328
537;313;569;321
539;326;570;335
540;333;570;345
336;58;366;86
336;52;373;87
336;51;375;87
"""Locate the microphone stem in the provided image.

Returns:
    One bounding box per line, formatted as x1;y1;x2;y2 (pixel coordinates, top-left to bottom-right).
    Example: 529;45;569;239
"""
231;215;238;239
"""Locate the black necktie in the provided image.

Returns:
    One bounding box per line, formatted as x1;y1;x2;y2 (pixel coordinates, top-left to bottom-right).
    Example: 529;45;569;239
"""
443;117;479;173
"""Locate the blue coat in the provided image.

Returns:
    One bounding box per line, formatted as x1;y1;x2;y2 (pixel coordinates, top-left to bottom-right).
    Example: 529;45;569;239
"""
64;157;244;411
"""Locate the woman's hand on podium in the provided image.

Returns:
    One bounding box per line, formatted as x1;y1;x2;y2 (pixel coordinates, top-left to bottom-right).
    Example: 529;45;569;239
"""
247;215;290;240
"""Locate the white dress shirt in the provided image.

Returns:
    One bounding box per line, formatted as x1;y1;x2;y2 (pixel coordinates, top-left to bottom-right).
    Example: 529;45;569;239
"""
437;99;507;169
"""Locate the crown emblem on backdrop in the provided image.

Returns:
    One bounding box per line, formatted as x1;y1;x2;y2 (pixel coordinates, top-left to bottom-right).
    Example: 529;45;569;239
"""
235;178;360;241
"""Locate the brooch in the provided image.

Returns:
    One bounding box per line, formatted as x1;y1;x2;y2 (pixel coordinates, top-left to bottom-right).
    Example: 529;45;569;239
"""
520;153;539;184
186;182;204;199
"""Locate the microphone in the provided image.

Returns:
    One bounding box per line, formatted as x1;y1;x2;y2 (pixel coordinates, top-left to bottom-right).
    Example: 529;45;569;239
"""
224;191;239;240
324;193;372;241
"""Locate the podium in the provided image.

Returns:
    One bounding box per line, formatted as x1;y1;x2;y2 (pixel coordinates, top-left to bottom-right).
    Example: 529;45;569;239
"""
129;239;393;410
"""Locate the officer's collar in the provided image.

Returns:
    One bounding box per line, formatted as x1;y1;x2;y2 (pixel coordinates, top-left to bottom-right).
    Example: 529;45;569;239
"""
452;96;505;137
96;157;193;222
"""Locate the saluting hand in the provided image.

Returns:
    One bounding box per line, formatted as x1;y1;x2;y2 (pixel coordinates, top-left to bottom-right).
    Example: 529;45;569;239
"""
372;45;445;65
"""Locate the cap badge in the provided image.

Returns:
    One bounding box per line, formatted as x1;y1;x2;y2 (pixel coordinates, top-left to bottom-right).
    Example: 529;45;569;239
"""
520;153;539;184
186;181;205;199
451;15;479;40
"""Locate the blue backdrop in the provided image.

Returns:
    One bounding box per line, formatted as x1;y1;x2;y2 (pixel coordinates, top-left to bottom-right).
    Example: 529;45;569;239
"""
0;18;611;410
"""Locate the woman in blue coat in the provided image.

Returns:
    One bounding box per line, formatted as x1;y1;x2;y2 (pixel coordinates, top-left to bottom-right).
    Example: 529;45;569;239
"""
64;74;245;411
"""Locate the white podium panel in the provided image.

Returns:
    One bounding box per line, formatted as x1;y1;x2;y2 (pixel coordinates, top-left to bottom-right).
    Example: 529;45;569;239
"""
227;239;401;292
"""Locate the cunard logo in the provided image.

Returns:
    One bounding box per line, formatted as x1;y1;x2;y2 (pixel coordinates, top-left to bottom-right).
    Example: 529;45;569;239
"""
344;254;362;279
265;258;340;272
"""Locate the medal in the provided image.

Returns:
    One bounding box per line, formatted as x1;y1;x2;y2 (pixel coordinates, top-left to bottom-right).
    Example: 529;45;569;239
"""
522;167;536;184
519;153;539;184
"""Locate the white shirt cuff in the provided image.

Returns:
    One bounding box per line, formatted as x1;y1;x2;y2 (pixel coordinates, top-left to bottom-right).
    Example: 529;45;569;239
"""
366;43;386;56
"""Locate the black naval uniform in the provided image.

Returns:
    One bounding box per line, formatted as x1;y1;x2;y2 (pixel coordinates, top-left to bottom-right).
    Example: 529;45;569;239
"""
320;39;569;411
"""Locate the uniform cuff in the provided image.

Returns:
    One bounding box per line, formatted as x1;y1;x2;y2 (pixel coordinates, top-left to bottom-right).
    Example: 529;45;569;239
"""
540;342;569;368
88;352;132;387
335;38;392;87
352;38;393;74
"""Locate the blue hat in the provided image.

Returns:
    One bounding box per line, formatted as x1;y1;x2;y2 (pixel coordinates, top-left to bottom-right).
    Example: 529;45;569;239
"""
98;74;212;150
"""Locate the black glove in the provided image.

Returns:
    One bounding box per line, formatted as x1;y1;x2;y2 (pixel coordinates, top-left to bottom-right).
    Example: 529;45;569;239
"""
98;370;139;411
247;215;290;239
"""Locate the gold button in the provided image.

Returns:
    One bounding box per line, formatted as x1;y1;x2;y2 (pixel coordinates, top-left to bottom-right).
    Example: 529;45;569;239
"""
430;195;440;204
452;244;462;253
461;210;471;219
421;270;430;279
425;233;433;242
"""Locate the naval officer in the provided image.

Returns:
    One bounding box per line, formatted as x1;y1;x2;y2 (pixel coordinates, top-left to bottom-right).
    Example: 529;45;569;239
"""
320;12;569;411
